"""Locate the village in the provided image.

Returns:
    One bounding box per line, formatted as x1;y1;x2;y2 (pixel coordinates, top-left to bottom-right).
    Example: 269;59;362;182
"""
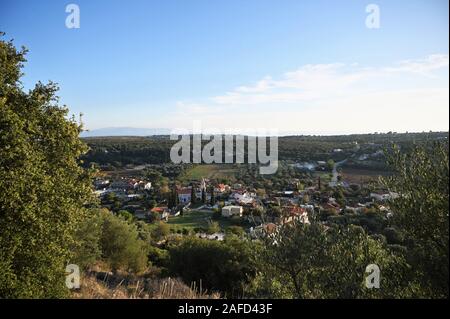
92;154;398;241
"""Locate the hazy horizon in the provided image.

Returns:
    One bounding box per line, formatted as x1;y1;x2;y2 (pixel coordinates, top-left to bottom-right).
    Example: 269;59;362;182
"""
80;126;449;138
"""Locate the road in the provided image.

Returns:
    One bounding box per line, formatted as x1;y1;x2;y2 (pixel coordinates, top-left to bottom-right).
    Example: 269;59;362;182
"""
329;159;347;187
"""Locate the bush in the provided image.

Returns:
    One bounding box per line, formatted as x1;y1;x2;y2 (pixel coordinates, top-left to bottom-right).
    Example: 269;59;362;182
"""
153;222;170;240
206;221;221;234
117;210;133;222
99;210;148;273
73;210;103;270
226;226;245;237
147;246;169;268
167;237;257;297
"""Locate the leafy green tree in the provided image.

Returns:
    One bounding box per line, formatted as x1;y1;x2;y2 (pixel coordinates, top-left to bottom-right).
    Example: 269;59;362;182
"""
383;142;449;298
226;225;245;237
206;220;221;234
201;188;206;204
190;186;196;205
327;159;335;171
167;185;179;209
0;35;94;298
144;169;163;185
72;210;103;270
210;186;215;206
153;221;170;240
253;221;415;298
99;210;148;273
168;236;257;297
117;210;133;222
333;188;346;206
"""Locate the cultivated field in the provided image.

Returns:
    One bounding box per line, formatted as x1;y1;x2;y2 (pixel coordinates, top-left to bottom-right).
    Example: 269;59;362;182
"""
167;210;239;232
340;167;390;184
180;164;238;181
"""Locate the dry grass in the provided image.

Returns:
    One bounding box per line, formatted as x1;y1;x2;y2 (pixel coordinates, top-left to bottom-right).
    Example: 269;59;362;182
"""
71;272;220;299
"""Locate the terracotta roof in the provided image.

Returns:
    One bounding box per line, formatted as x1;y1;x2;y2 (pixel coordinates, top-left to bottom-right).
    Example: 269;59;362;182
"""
151;207;168;213
177;188;192;195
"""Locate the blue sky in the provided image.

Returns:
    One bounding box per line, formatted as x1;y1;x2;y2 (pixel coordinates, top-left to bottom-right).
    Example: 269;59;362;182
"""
1;0;448;134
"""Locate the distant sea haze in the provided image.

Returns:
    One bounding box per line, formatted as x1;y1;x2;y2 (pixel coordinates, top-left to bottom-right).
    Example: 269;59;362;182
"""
80;127;448;138
80;127;172;137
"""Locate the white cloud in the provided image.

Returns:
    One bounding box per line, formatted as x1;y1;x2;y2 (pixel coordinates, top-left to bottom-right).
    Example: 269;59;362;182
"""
384;54;449;74
159;54;449;134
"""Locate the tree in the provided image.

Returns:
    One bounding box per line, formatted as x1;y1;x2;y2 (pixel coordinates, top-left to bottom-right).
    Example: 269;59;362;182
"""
226;226;245;237
210;186;215;206
167;236;258;297
0;35;94;298
153;221;170;240
168;185;179;209
72;210;103;270
253;221;414;298
190;186;196;205
99;210;148;273
201;188;206;204
327;159;335;171
383;142;449;298
144;169;163;185
333;188;346;206
206;220;220;234
117;210;133;222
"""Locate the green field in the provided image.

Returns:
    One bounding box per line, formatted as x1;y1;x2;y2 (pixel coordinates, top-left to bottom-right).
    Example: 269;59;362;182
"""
167;210;236;232
180;164;238;181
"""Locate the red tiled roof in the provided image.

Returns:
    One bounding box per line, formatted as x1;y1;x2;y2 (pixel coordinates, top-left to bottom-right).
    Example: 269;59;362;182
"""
177;188;192;195
151;207;168;213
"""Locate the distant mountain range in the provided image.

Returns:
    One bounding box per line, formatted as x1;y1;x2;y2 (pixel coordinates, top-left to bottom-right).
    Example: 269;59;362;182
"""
80;127;450;138
80;127;171;137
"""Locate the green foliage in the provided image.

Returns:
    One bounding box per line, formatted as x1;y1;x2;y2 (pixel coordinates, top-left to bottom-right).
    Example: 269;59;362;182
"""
226;226;245;237
327;159;335;171
82;133;448;168
0;35;94;298
190;186;196;205
167;236;258;297
212;208;222;220
250;221;415;298
201;189;206;204
383;142;449;298
72;211;102;270
147;245;170;268
153;221;170;240
210;186;215;206
117;210;133;222
206;220;221;234
98;210;148;273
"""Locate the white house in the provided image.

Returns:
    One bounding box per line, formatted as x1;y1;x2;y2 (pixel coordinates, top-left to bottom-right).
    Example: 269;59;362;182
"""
222;205;243;217
177;187;192;203
231;192;255;205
